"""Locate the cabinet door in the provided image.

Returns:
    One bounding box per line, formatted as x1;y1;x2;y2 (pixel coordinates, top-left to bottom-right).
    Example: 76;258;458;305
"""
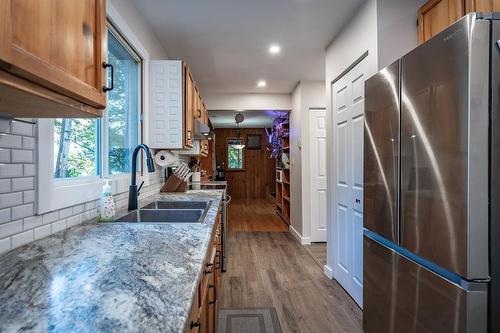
0;0;107;108
196;90;203;119
465;0;500;11
417;0;465;44
185;67;194;148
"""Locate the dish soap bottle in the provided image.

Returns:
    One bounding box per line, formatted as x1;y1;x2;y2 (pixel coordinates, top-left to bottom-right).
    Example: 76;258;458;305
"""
99;179;115;222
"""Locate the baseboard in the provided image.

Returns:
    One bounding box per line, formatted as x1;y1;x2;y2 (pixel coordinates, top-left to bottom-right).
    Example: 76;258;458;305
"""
324;265;334;279
288;225;311;245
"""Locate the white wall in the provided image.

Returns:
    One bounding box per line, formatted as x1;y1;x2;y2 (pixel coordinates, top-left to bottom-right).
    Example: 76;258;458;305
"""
325;0;378;277
204;93;292;111
299;81;326;243
108;0;167;60
377;0;427;69
289;81;325;243
290;84;302;237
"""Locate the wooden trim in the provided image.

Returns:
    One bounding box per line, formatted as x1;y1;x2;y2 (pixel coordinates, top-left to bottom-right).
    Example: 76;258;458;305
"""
0;70;102;118
330;51;369;85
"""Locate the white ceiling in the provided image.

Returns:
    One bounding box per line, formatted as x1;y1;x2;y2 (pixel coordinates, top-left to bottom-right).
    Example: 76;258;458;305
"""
209;110;288;128
132;0;365;94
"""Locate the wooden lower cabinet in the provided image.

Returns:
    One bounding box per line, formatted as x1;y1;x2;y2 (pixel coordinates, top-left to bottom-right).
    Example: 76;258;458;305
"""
187;215;222;333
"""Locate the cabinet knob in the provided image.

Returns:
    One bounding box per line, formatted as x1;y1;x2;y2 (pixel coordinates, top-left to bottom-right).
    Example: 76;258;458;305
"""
190;321;201;329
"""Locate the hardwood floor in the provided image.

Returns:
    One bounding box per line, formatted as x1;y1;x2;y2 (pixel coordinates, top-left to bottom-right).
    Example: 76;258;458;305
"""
303;243;327;268
221;200;363;333
228;199;288;232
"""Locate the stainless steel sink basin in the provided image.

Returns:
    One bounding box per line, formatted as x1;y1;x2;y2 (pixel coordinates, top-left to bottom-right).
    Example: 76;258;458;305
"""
141;200;211;210
114;209;205;223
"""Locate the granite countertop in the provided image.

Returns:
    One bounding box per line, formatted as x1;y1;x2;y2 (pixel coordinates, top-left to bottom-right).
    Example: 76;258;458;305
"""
0;190;224;333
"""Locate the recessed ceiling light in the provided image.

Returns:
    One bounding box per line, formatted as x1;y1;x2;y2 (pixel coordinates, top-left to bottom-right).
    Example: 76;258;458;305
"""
269;44;281;54
257;80;267;88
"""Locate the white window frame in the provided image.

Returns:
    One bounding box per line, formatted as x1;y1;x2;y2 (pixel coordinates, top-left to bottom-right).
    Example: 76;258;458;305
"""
37;3;151;214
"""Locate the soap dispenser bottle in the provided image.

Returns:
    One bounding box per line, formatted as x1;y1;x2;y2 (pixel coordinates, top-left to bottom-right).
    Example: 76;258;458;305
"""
99;178;115;222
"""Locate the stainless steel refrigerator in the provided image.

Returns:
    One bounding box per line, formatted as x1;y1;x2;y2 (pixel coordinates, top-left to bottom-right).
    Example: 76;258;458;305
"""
363;13;499;332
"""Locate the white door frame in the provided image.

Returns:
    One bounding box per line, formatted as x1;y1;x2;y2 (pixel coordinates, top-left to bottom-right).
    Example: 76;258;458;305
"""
309;108;327;243
328;52;368;308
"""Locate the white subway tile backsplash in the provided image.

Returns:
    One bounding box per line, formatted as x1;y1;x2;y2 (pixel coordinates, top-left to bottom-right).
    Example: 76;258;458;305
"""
0;164;23;178
22;137;36;150
67;214;81;227
11;230;34;248
0;119;10;134
23;215;43;230
11;203;34;220
11;150;34;163
51;219;67;233
73;204;84;214
0;220;23;238
24;190;35;204
34;224;51;240
0;208;10;224
23;164;35;176
85;200;97;211
42;211;59;224
0;149;10;163
0;134;22;149
0;192;23;209
0;237;11;254
12;177;34;192
11;121;33;136
0;179;11;194
58;207;73;219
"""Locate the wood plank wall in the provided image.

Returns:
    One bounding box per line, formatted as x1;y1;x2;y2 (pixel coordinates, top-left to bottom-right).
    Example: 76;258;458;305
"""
214;128;276;200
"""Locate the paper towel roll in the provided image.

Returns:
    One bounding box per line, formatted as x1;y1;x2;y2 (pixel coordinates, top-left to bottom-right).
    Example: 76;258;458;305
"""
154;150;176;167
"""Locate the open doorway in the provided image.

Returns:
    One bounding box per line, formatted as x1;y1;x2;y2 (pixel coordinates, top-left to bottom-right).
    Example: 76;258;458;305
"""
207;110;290;232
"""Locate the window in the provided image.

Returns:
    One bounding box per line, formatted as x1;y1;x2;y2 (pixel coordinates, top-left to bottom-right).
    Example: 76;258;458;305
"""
53;119;100;178
106;29;141;175
227;138;245;169
38;9;149;214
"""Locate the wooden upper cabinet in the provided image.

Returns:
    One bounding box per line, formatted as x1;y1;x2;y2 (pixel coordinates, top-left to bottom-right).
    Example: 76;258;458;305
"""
185;66;195;148
418;0;464;44
418;0;500;44
466;0;500;11
0;0;107;117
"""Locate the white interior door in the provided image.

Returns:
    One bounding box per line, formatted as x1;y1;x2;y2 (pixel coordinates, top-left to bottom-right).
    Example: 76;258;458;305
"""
310;108;327;242
332;59;366;308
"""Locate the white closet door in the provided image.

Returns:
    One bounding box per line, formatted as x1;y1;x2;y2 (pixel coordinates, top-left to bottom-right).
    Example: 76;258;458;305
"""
310;108;328;242
332;59;366;308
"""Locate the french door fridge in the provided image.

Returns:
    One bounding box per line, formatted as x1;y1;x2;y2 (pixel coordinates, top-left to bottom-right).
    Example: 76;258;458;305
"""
363;13;499;332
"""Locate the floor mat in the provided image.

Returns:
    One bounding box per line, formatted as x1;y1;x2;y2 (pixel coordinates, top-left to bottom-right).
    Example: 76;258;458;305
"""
217;307;282;333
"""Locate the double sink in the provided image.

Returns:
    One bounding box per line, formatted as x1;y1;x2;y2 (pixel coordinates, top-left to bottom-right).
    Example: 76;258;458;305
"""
113;200;212;224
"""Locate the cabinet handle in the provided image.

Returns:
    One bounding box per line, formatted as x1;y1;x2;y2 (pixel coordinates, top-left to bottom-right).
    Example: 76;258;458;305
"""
102;62;114;92
190;321;201;329
355;198;360;203
187;130;192;140
208;284;215;289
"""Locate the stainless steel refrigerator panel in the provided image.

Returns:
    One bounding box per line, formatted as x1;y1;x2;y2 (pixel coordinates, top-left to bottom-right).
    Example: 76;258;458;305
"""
490;16;500;333
363;235;487;333
400;14;489;279
364;61;400;244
